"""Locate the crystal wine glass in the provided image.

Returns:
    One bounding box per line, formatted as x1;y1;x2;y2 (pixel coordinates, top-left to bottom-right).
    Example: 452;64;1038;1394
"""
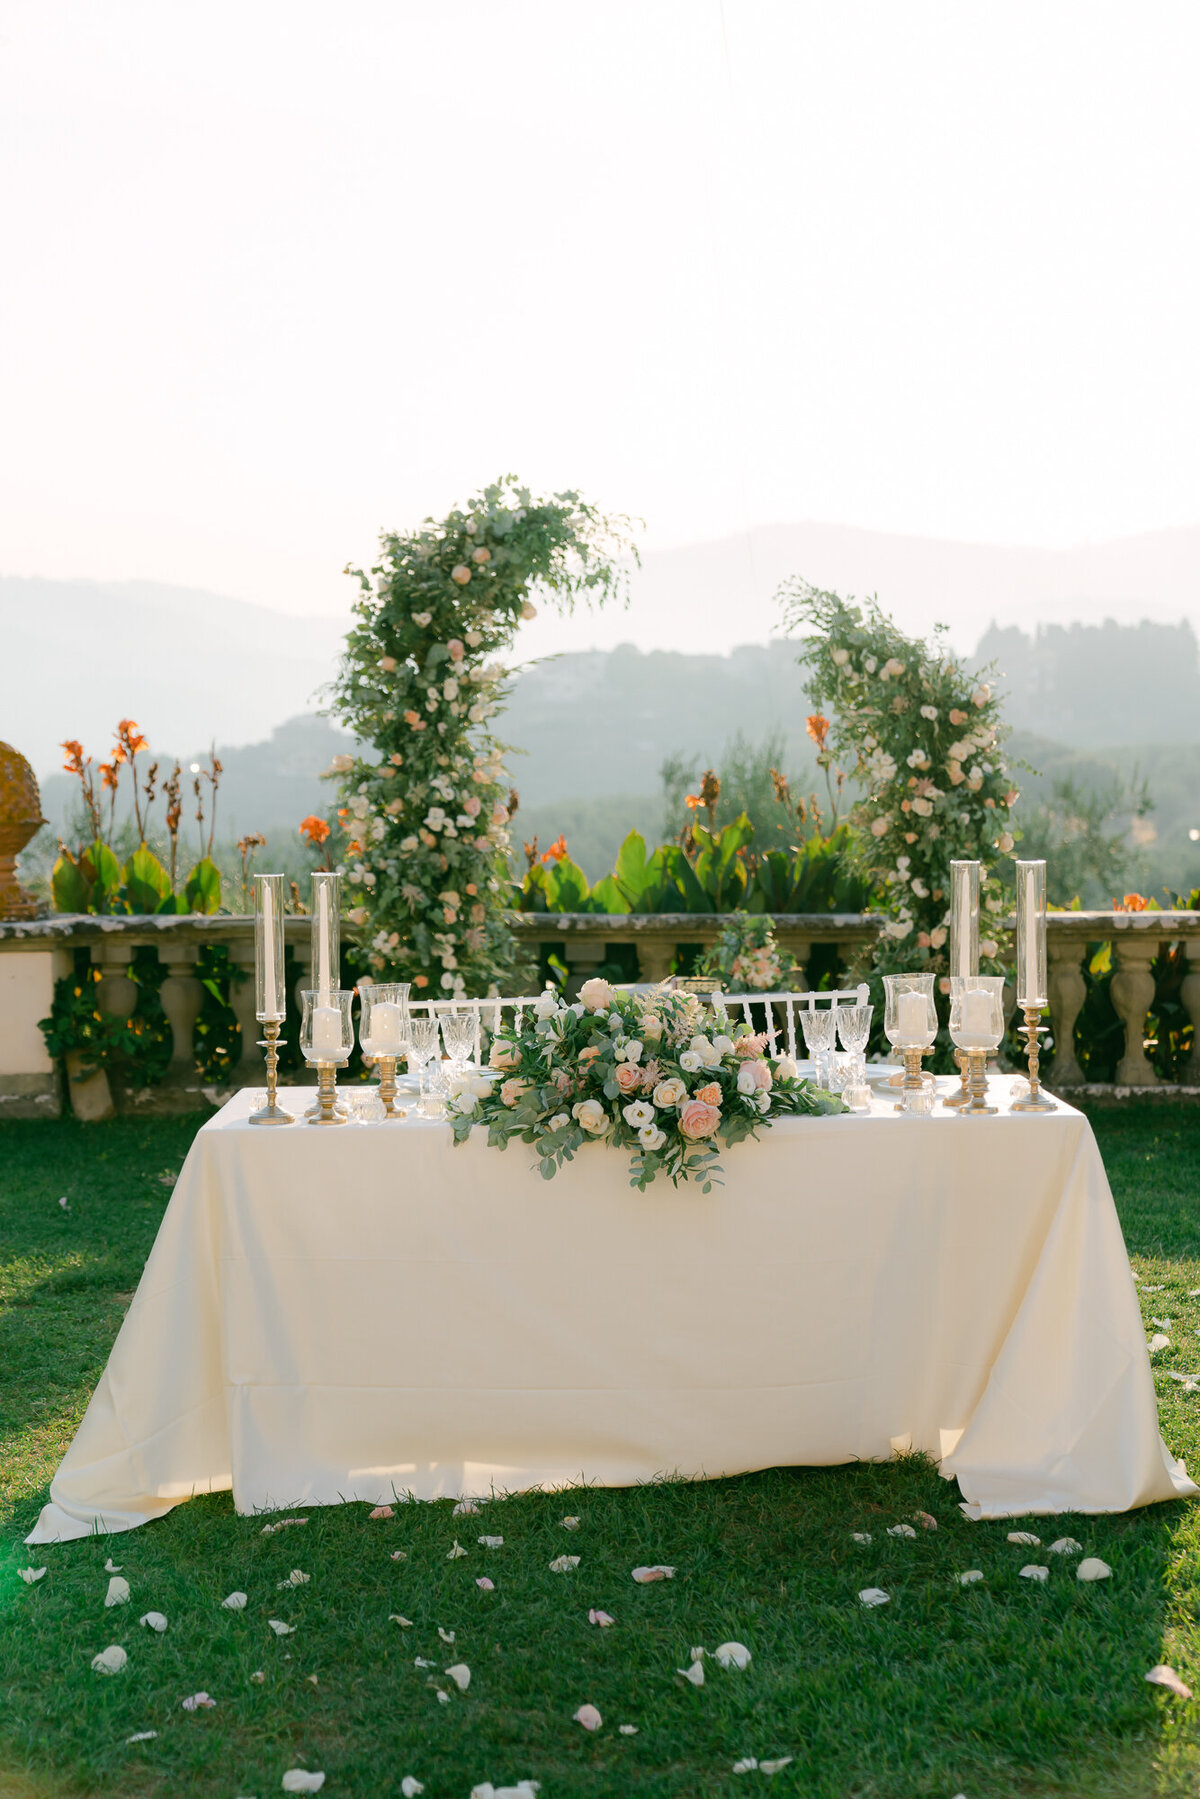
440;1009;476;1076
835;1001;873;1098
408;1017;441;1116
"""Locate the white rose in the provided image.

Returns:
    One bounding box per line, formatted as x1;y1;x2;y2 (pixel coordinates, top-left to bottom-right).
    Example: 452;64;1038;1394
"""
864;656;878;673
997;832;1015;852
623;1038;643;1064
736;1065;757;1095
443;678;460;701
533;991;559;1019
679;1050;703;1073
400;835;419;852
972;685;992;706
452;1089;478;1113
688;1035;721;1067
638;1125;667;1152
712;1034;735;1057
774;1054;800;1080
911;878;929;898
639;1014;663;1040
756;1091;771;1113
871;817;890;838
622;1100;655;1129
572;1098;608;1134
578;977;615;1012
919;705;938;720
980;937;999;959
549;1112;570;1131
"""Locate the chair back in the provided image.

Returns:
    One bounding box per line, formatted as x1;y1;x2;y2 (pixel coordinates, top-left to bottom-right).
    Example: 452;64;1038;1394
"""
716;985;870;1059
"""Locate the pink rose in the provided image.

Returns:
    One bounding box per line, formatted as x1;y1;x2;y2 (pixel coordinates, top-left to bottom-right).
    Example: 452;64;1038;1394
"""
743;1060;772;1092
499;1078;529;1107
448;639;465;661
464;795;482;817
614;1062;642;1094
678;1098;721;1140
379;655;397;672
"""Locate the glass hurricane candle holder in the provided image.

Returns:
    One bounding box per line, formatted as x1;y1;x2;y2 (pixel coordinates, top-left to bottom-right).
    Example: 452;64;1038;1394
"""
948;974;1005;1116
310;871;341;1003
944;861;981;1109
1012;859;1057;1113
249;873;294;1127
300;988;354;1126
359;982;412;1119
883;973;937;1110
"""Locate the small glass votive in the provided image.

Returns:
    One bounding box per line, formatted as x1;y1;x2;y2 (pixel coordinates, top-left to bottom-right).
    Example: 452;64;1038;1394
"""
299;989;355;1064
901;1082;936;1116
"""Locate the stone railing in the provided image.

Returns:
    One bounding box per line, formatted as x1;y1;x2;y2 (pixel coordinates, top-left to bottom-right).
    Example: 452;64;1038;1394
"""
0;909;1197;1117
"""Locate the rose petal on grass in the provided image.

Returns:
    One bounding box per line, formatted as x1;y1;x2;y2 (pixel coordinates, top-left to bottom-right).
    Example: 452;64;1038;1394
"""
1147;1664;1192;1699
561;1516;580;1530
1142;1285;1165;1292
453;1498;480;1517
1047;1537;1083;1555
732;1758;758;1773
306;1674;319;1686
277;1570;310;1589
435;1689;451;1705
139;1611;168;1632
549;1555;580;1573
588;1609;614;1627
181;1691;216;1710
631;1565;675;1583
957;1570;985;1585
851;1532;872;1544
250;1670;265;1682
438;1627;456;1644
447;1539;469;1559
267;1619;295;1636
858;1588;890;1607
713;1642;752;1669
125;1730;157;1743
1149;1334;1171;1354
1153;1317;1173;1329
260;1517;308;1535
689;1646;705;1663
105;1576;130;1606
476;1577;495;1591
369;1504;395;1520
18;1568;46;1585
677;1660;705;1686
1007;1532;1040;1546
401;1780;425;1797
415;1657;435;1668
445;1663;471;1691
91;1645;127;1674
390;1550;408;1561
887;1524;916;1539
389;1614;413;1628
912;1511;939;1530
104;1558;123;1573
281;1773;325;1794
618;1724;638;1734
222;1591;248;1610
1019;1565;1049;1582
574;1702;602;1729
760;1759;793;1776
479;1535;505;1549
1077;1557;1112;1581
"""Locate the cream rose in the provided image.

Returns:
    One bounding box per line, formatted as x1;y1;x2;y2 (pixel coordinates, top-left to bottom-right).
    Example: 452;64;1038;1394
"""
614;1062;642;1094
678;1098;721;1139
573;1098;608;1134
687;1034;721;1068
679;1050;703;1073
774;1054;800;1081
579;977;615;1012
499;1078;529;1107
488;1040;521;1072
652;1077;687;1108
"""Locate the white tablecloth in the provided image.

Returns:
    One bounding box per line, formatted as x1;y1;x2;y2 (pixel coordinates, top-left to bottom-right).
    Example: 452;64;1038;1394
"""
27;1077;1194;1543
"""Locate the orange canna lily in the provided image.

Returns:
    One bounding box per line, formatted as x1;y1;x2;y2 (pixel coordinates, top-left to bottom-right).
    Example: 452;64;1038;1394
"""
60;739;87;776
805;713;831;750
98;761;120;791
299;814;332;846
684;794;702;811
540;834;568;865
1115;892;1149;912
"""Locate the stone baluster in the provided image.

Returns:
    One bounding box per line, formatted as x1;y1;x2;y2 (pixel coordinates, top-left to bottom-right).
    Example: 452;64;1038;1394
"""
1179;931;1200;1086
227;935;265;1082
159;943;203;1079
779;935;813;989
635;935;676;985
95;941;140;1022
1110;929;1160;1087
1046;936;1087;1087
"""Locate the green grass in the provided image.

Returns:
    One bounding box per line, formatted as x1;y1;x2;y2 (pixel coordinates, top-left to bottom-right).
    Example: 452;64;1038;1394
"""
1;1106;1200;1799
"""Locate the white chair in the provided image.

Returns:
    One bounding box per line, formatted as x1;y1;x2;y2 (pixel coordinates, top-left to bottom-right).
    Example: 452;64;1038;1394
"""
715;985;870;1059
407;994;542;1064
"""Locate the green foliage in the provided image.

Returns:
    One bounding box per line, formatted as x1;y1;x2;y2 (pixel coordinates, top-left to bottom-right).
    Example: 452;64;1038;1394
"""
37;951;170;1088
696;913;796;991
328;476;637;998
1016;773;1149;908
49;839;223;917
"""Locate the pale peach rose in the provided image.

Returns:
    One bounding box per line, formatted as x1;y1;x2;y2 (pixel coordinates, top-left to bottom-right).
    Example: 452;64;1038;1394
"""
743;1060;772;1092
379;655;397;672
488;1040;520;1072
614;1062;642;1094
578;1045;602;1063
448;639;465;661
917;931;931;948
499;1078;529;1107
652;1077;687;1108
949;708;969;725
551;1067;571;1094
579;977;615;1012
464;795;482;817
678;1098;721;1139
696;1082;722;1106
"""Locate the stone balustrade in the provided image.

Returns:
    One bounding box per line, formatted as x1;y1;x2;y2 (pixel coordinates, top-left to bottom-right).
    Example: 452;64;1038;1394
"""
0;908;1197;1116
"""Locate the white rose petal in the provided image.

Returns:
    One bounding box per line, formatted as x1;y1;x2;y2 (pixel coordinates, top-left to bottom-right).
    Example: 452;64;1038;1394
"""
277;1569;310;1589
851;1532;872;1544
561;1516;580;1530
631;1565;675;1583
677;1660;705;1686
401;1780;425;1798
18;1567;46;1585
105;1576;130;1607
887;1524;916;1539
1076;1557;1112;1582
588;1608;614;1626
479;1535;504;1548
139;1611;168;1632
447;1539;469;1558
267;1619;295;1635
760;1758;793;1776
181;1691;216;1710
453;1498;480;1516
91;1644;127;1674
957;1570;985;1584
1007;1531;1041;1546
125;1730;157;1743
222;1591;248;1610
549;1555;580;1572
858;1588;890;1607
1019;1565;1049;1582
438;1627;456;1643
1047;1538;1083;1556
445;1663;471;1690
281;1773;326;1794
618;1724;638;1734
1149;1333;1171;1353
713;1641;751;1669
574;1702;603;1729
104;1558;123;1573
733;1759;758;1775
1146;1664;1193;1698
389;1614;413;1627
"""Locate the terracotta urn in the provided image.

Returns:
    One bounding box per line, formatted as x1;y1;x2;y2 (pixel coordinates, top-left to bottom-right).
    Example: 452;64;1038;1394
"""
0;740;47;920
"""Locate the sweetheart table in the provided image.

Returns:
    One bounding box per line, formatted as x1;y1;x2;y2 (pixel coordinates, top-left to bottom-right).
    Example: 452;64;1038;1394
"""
27;1076;1194;1544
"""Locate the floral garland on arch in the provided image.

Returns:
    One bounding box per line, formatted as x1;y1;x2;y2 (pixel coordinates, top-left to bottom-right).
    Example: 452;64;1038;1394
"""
447;980;845;1191
778;582;1016;1001
328;478;636;996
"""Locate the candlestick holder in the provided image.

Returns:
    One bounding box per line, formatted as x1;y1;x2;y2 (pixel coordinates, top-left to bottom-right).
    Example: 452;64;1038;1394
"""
961;1046;998;1115
896;1042;932;1111
248;1019;295;1126
310;1060;344;1127
1011;1006;1058;1112
299;988;353;1127
942;1047;971;1108
372;1053;405;1119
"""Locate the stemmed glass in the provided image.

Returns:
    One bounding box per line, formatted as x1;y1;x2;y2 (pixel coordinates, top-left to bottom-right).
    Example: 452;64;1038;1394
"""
799;1002;837;1089
408;1017;442;1117
835;1002;873;1106
440;1009;476;1078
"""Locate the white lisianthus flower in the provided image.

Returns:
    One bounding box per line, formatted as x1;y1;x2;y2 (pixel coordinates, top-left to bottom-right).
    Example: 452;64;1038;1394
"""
413;611;432;627
624;1038;643;1064
679;1050;703;1073
774;1054;800;1080
638;1125;667;1152
756;1091;771;1113
920;704;938;720
573;1098;608;1134
622;1100;655;1129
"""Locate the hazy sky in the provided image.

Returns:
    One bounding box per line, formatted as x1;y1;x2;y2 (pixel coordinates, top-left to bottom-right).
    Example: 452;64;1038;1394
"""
3;0;1199;637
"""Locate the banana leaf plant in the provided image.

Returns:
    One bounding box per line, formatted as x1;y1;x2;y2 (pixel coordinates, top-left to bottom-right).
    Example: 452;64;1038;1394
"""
51;841;223;916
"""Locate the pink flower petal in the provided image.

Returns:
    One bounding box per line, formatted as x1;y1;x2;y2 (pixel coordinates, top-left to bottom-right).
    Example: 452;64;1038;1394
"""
476;1577;495;1591
574;1702;603;1731
631;1565;675;1583
181;1691;216;1711
369;1505;395;1521
588;1608;615;1627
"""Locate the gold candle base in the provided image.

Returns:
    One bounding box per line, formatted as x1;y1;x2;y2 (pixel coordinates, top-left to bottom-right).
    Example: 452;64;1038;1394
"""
893;1043;931;1110
959;1046;998;1115
307;1060;346;1126
1010;1005;1058;1112
941;1046;971;1108
248;1020;295;1126
368;1053;406;1119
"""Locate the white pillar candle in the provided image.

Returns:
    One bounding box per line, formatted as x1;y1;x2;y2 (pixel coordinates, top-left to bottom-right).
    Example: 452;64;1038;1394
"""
959;988;994;1045
896;990;928;1041
261;882;279;1018
316;881;332;1001
955;880;971;980
1023;865;1041;1001
311;1005;342;1054
370;1001;403;1049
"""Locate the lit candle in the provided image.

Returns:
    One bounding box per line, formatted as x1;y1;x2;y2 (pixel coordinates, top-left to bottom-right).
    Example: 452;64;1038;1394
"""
896;990;928;1041
1023;864;1041;1003
261;881;279;1018
958;988;994;1046
311;1005;342;1054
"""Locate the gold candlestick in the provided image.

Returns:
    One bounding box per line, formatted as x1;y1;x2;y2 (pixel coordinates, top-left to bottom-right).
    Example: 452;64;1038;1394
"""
308;1060;346;1126
960;1046;998;1116
893;1044;930;1110
942;1046;971;1108
370;1053;405;1119
248;1020;294;1126
1011;1006;1058;1112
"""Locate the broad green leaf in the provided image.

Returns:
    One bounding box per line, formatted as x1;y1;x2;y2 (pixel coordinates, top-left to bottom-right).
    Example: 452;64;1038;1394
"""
184;857;222;915
612;831;649;907
123;845;173;915
543;855;590;912
50;849;93;915
586;874;631;915
80;841;124;910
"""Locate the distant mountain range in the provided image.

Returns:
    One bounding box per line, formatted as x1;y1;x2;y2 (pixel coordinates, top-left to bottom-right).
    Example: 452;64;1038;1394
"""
6;518;1200;779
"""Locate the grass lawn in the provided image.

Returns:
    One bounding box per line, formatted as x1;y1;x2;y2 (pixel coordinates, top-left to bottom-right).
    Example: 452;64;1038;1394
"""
2;1105;1200;1799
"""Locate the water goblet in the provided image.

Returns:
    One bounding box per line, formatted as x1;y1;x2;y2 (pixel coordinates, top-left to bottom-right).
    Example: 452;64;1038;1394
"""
799;1003;837;1065
408;1017;441;1117
441;1009;476;1078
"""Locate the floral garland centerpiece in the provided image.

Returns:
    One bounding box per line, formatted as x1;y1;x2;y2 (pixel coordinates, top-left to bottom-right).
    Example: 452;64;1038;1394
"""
696;913;797;992
448;978;845;1191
